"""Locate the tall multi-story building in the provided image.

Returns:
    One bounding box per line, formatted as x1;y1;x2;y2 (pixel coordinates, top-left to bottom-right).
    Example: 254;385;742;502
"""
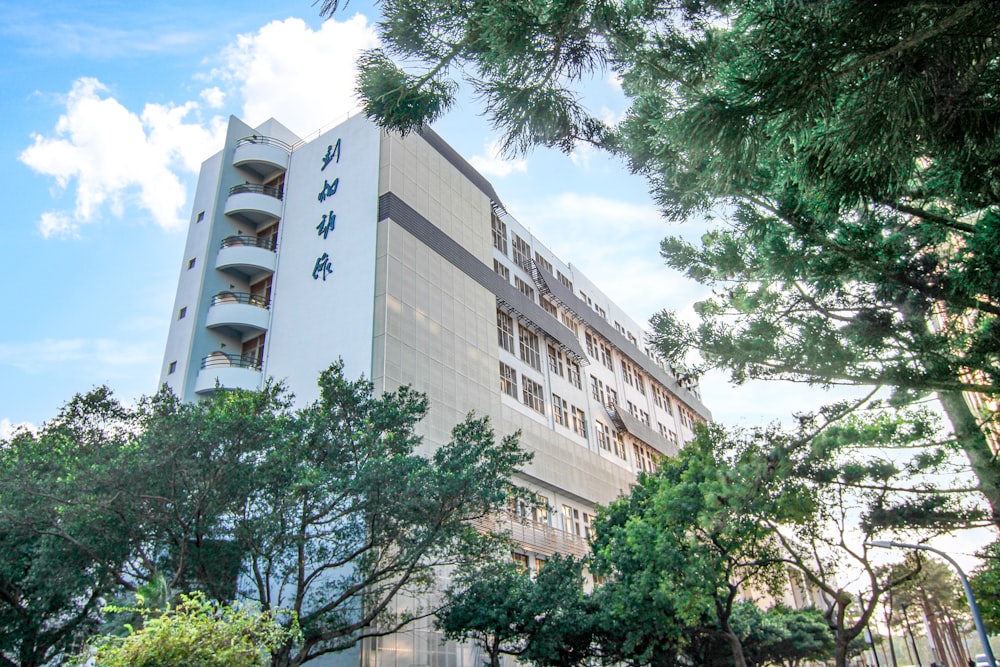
160;114;712;667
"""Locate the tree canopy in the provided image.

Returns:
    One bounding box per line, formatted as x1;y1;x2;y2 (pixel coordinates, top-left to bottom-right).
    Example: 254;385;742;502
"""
324;0;1000;525
0;363;528;667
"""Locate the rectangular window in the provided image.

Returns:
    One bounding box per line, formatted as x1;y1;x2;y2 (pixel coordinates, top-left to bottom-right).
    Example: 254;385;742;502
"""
615;321;626;335
622;361;634;387
493;259;510;283
613;430;627;459
187;258;196;269
562;505;575;534
541;296;558;317
639;409;650;426
590;376;605;404
552;394;569;427
512;552;529;571
497;310;515;353
512;234;531;270
558;271;573;291
196;210;205;223
534;252;553;274
580;291;592;306
595;305;606;319
522;377;545;414
519;328;541;370
515;276;535;300
583;513;593;540
585;333;597;357
561;312;579;336
178;307;187;319
600;344;613;370
595;420;611;451
635;373;646;396
572;407;587;438
547;344;564;377
628;332;638;346
500;362;518;397
627;400;638;418
607;388;618;406
168;360;177;374
567;360;581;389
492;213;508;254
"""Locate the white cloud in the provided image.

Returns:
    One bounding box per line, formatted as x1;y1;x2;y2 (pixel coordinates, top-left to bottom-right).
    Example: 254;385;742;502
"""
200;86;226;109
210;15;379;137
20;77;225;236
470;140;528;178
0;338;160;374
608;71;623;91
1;418;37;441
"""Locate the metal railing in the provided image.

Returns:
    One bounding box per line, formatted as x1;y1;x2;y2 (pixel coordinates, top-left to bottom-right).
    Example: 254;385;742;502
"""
200;353;263;371
234;135;293;152
220;235;276;251
228;183;283;200
210;291;270;309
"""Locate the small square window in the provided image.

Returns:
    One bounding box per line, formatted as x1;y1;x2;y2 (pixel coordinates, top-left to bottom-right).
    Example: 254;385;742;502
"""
187;258;196;269
178;307;187;319
168;361;177;374
196;211;205;223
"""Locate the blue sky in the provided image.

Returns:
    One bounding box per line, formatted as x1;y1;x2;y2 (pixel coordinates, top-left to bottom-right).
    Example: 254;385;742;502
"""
0;0;993;570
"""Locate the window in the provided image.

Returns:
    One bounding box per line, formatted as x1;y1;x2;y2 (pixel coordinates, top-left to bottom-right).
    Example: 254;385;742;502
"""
167;360;177;374
658;422;670;438
607;388;618;405
519;328;541;370
628;332;638;346
580;291;592;306
562;505;581;536
585;333;598;357
534;252;553;274
561;312;579;336
612;430;627;459
654;387;668;410
541;296;558;317
634;444;656;473
622;361;635;387
512;552;529;571
595;305;606;319
515;276;535;300
196;210;205;223
522;377;545;413
187;257;196;269
493;259;510;283
178;307;187;319
615;321;626;335
534;556;547;573
627;400;639;418
492;213;508;254
635;373;646;395
500;362;518;397
547;344;564;377
558;271;573;291
553;394;569;427
497;310;515;353
600;344;613;370
595;420;611;451
567;360;581;389
572;407;587;438
639;409;650;426
590;377;605;404
512;234;531;270
583;513;593;540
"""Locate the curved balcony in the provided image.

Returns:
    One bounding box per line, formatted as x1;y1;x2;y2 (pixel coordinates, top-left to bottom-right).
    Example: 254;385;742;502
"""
205;291;270;335
194;352;263;394
232;135;291;179
224;183;283;226
216;235;277;279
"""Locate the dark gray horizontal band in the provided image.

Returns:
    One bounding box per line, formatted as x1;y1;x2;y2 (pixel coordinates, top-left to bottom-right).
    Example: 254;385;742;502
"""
532;265;712;420
378;192;586;360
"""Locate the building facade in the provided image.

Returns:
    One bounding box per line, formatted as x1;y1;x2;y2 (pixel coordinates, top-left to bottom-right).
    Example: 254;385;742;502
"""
160;114;712;667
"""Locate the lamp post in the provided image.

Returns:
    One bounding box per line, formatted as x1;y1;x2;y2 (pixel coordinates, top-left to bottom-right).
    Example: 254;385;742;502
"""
869;540;996;667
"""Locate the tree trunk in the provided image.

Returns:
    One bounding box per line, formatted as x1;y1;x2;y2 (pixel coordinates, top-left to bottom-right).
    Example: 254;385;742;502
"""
938;390;1000;528
722;622;749;667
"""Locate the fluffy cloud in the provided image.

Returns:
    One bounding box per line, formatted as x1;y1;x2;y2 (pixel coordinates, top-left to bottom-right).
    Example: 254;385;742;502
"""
20;78;224;237
211;15;380;137
469;140;528;178
0;418;37;441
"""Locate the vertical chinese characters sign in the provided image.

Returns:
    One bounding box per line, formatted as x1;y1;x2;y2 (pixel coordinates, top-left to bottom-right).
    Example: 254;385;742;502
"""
312;138;341;281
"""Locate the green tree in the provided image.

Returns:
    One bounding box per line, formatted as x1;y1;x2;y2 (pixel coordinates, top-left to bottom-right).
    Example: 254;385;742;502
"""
969;540;1000;631
436;555;592;667
732;604;836;667
323;0;1000;525
85;592;298;667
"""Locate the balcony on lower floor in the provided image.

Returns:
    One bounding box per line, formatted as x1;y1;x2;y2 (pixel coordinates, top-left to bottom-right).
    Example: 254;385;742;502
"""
224;183;282;226
215;235;277;279
205;291;270;335
232;135;290;179
194;352;263;394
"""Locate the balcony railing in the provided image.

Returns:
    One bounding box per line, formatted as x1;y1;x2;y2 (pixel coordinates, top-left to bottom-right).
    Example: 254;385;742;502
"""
228;183;283;200
235;135;292;152
200;352;262;371
211;291;270;309
220;235;276;251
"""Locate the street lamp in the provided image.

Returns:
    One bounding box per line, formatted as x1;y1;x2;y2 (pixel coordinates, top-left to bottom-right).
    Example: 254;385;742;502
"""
869;540;996;667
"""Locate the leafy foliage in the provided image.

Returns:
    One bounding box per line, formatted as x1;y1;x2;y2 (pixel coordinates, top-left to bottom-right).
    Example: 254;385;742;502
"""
85;592;298;667
969;540;1000;631
327;0;1000;524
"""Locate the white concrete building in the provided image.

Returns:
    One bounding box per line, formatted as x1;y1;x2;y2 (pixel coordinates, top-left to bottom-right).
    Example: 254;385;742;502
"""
160;114;712;667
